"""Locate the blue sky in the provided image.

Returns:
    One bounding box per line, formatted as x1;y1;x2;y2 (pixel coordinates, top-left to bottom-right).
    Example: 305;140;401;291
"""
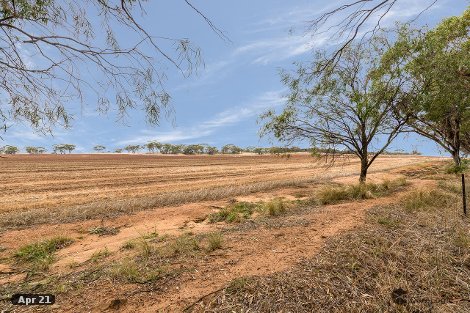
2;0;468;154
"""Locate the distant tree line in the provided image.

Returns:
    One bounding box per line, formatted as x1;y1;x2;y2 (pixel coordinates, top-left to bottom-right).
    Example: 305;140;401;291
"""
0;142;423;156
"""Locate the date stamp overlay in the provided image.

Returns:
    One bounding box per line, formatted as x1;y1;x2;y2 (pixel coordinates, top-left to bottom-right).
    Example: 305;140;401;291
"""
10;294;55;305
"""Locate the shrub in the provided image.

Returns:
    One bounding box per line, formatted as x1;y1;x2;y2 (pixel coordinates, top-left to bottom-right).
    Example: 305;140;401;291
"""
263;199;286;216
110;259;164;284
317;179;408;205
445;159;469;174
206;233;223;252
208;202;257;223
166;234;200;256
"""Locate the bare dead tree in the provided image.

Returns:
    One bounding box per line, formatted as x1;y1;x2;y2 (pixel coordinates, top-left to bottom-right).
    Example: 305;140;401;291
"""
0;0;225;134
307;0;439;70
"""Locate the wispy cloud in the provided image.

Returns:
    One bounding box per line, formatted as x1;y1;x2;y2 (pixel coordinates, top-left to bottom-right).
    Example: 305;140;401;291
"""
115;90;286;146
234;33;330;65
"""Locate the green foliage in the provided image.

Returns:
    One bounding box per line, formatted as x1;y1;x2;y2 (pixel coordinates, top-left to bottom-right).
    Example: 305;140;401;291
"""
1;0;51;23
208;202;257;223
183;144;205;155
15;236;74;270
0;145;19;154
25;146;46;154
379;9;470;164
124;145;141;153
53;144;75;154
93;145;106;152
205;145;219;155
221;144;242;154
445;159;469;174
261;35;409;182
89;248;110;263
144;141;162;153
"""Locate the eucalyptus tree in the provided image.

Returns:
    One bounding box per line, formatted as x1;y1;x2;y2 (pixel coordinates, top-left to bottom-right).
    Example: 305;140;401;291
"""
169;144;184;154
124;145;141;153
0;0;224;133
221;144;242;154
145;141;162;153
93;145;106;153
159;143;172;155
261;37;410;183
36;147;47;154
379;9;469;167
205;146;219;155
25;146;37;154
306;0;441;69
52;144;65;154
63;144;76;154
0;145;18;154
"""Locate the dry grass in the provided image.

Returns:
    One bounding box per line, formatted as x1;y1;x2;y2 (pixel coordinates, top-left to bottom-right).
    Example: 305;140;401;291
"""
0;178;318;231
15;237;74;271
198;179;470;312
0;154;435;231
205;232;224;252
316;178;408;205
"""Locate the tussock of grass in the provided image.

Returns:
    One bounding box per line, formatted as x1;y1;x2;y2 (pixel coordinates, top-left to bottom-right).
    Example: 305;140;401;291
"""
110;259;165;284
317;178;408;205
201;181;470;313
208;199;289;224
121;241;136;250
226;277;252;294
15;236;74;270
438;180;462;194
262;198;286;216
208;202;257;223
89;248;110;263
164;234;200;257
206;232;223;252
402;188;456;212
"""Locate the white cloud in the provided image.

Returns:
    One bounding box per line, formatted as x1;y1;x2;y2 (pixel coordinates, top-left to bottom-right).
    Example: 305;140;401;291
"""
115;90;286;146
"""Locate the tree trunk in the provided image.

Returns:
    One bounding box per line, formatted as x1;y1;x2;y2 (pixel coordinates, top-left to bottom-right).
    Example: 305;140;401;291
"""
452;150;462;167
359;157;368;183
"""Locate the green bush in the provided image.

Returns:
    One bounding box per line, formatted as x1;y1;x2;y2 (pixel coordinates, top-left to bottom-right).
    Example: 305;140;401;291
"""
445;159;469;174
208;202;257;223
15;236;74;270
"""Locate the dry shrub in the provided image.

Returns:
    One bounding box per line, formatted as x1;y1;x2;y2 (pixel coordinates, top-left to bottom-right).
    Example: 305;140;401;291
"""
262;198;286;216
317;178;408;205
198;183;470;313
206;232;223;252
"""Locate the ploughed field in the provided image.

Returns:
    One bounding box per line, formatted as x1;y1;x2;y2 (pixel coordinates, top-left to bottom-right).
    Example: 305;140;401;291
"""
1;154;437;216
